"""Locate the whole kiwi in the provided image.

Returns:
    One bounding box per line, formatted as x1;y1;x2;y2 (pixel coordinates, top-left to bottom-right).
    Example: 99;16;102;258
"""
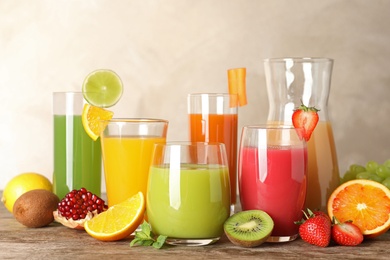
13;189;59;228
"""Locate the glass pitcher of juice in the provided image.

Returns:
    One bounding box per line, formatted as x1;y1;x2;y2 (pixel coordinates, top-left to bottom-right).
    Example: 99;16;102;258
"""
264;57;340;212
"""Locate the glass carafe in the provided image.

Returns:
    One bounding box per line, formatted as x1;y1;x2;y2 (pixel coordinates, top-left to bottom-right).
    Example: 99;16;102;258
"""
264;57;340;212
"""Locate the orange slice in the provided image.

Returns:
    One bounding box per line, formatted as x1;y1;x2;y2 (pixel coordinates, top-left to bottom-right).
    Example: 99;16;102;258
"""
84;192;145;241
81;103;114;141
228;67;247;107
327;179;390;238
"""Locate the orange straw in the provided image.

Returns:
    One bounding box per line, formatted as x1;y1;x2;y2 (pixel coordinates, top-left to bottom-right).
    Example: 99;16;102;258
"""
228;68;247;107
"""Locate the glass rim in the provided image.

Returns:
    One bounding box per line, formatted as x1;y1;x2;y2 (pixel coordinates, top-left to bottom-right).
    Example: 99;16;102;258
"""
104;118;169;124
53;91;83;95
154;141;226;147
188;93;238;97
263;57;333;63
243;124;300;130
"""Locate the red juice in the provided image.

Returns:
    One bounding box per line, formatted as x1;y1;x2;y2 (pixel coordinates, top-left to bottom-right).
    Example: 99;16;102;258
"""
239;146;307;236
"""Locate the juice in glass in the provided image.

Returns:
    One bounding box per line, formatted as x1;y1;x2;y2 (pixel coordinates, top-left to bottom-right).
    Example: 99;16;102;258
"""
53;115;102;199
305;121;340;211
101;136;165;206
189;113;238;205
264;57;339;212
239;146;307;237
147;164;230;238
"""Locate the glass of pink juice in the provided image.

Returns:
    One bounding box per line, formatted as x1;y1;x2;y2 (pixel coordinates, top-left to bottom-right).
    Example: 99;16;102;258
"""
147;142;231;246
238;125;307;242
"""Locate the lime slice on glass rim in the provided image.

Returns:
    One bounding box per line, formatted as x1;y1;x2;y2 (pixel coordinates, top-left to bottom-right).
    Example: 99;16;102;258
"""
82;69;123;108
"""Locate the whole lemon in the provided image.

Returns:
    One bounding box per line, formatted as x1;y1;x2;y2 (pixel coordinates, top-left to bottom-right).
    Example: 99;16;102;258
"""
1;172;52;213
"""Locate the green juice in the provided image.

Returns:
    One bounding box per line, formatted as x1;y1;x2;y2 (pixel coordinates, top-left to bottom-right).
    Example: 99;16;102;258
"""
147;164;231;238
53;115;101;199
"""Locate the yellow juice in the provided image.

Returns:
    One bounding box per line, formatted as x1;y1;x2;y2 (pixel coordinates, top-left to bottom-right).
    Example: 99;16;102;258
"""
305;121;340;211
101;136;166;206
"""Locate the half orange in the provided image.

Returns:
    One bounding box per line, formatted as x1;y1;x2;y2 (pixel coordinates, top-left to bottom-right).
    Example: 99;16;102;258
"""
84;192;145;241
327;179;390;238
81;103;114;141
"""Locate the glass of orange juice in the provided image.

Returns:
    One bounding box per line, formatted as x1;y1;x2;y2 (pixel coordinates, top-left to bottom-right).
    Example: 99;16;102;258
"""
100;118;168;207
188;93;238;213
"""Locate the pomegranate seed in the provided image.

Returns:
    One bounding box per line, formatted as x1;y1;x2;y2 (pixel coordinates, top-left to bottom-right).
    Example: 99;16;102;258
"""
57;188;107;220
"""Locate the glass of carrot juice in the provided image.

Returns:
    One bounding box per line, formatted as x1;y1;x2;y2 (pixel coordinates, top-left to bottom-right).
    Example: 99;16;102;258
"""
188;93;238;213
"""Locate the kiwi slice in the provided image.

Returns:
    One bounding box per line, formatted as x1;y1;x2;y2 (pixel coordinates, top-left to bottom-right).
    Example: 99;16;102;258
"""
224;210;274;247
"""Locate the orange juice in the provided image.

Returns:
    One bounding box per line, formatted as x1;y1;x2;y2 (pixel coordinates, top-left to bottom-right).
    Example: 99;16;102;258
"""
305;121;340;211
101;136;166;206
189;113;238;205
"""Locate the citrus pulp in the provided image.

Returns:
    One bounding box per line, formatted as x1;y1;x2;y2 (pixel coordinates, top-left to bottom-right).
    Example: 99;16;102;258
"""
327;179;390;238
81;103;114;141
82;69;123;108
84;191;145;241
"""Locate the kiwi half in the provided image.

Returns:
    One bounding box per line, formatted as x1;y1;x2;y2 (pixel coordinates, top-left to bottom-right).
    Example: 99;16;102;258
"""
224;210;274;247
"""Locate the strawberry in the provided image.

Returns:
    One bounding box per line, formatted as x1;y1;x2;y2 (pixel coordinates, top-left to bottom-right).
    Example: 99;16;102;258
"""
312;210;331;221
295;209;331;247
292;103;319;141
331;217;364;246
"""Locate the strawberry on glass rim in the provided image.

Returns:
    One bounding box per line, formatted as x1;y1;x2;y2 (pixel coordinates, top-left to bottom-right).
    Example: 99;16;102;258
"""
292;103;320;142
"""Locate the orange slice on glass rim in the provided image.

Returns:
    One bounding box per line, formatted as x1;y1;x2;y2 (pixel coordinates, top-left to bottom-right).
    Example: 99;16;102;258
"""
81;103;114;141
327;179;390;238
84;192;145;241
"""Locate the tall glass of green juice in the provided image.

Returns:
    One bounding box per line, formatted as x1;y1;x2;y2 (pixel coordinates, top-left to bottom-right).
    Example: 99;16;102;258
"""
53;92;101;199
147;142;231;246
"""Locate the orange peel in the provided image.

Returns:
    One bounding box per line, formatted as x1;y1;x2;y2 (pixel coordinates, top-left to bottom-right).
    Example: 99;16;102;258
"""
228;67;247;107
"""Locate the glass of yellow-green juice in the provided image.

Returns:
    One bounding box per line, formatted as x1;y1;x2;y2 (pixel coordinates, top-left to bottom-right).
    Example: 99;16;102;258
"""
147;142;231;246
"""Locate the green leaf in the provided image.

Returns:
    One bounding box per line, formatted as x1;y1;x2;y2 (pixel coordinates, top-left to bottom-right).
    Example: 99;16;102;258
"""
130;238;141;247
140;221;151;234
153;235;167;249
129;221;167;249
134;231;150;239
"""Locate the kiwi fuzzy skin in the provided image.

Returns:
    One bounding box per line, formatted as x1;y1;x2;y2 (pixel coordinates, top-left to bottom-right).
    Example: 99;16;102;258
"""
224;210;274;248
225;230;271;248
13;189;60;228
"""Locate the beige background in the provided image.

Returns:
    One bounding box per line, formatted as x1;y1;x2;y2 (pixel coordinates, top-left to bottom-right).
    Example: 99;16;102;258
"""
1;0;389;190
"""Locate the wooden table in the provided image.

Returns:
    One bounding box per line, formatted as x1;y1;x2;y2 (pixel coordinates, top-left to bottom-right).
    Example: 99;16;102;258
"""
1;192;389;260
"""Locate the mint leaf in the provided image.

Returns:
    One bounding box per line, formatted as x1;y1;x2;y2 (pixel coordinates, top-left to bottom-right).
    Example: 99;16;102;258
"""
153;235;167;249
130;221;167;249
139;221;151;234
